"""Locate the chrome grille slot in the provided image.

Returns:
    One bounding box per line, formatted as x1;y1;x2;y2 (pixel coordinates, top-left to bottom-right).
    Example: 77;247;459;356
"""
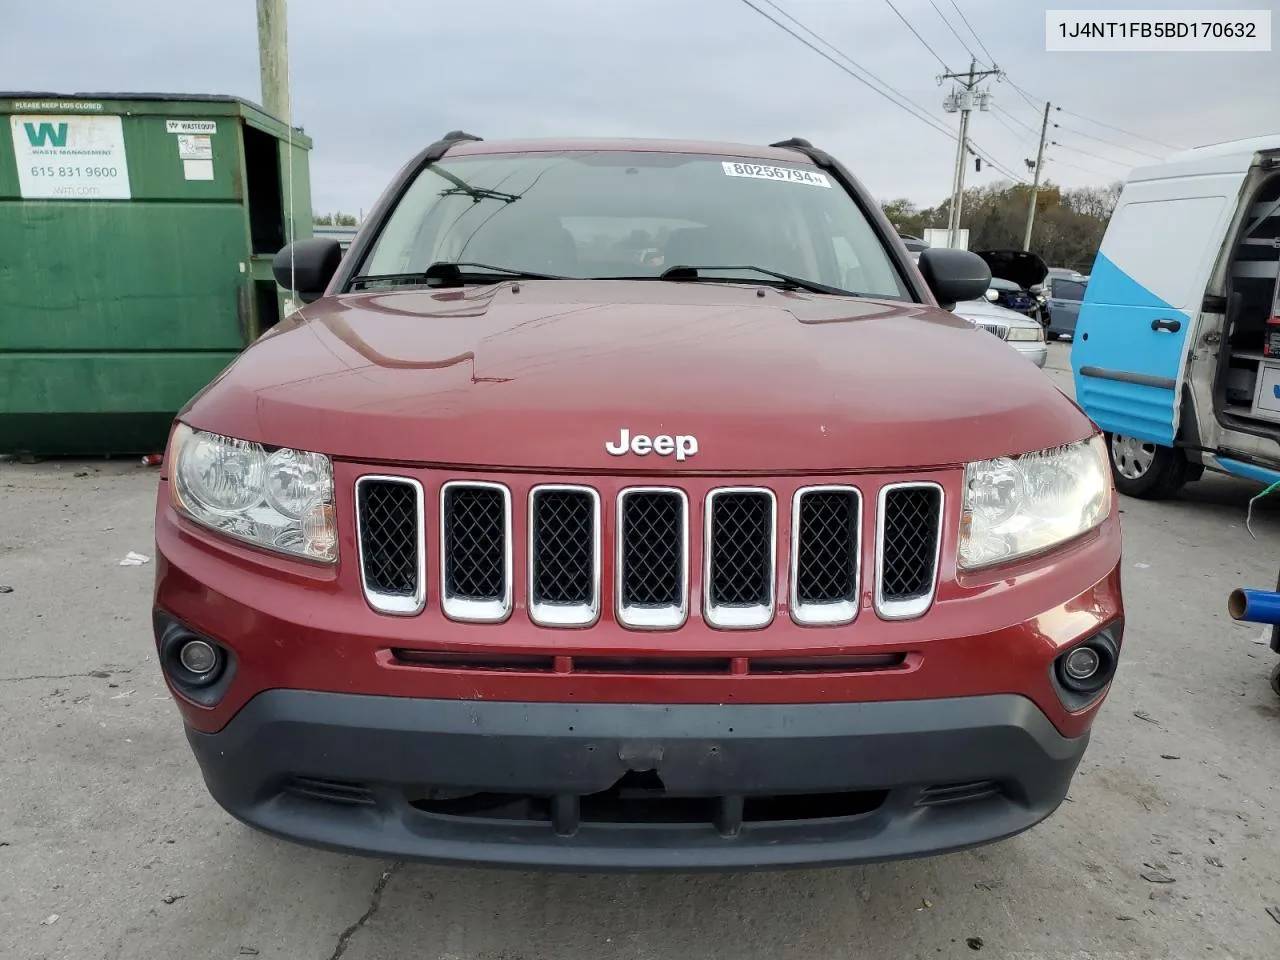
790;486;861;626
355;476;425;616
875;482;943;620
975;321;1009;340
616;488;688;629
441;481;512;622
704;488;776;629
529;485;600;627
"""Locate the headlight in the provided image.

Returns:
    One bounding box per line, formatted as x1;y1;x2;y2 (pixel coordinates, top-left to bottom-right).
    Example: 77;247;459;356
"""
168;423;338;562
1006;326;1044;342
958;435;1111;570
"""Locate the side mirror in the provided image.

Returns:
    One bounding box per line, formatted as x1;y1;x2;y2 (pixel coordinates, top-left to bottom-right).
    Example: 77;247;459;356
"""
984;287;999;302
272;238;343;304
917;248;991;309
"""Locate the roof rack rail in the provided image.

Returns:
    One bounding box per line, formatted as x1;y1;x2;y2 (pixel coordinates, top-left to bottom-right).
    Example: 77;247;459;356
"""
422;130;483;164
769;137;836;169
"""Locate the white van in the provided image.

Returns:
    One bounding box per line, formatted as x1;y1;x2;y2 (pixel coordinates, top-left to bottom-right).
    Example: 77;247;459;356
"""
1071;135;1280;498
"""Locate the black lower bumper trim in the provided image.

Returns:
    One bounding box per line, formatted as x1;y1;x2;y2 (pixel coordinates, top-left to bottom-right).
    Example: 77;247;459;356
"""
186;691;1088;871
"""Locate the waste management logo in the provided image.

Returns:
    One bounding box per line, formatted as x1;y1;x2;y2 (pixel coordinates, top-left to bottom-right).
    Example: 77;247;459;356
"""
23;121;69;148
10;114;131;200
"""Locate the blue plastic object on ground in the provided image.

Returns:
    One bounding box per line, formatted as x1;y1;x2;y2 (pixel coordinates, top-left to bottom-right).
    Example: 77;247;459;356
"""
1228;588;1280;626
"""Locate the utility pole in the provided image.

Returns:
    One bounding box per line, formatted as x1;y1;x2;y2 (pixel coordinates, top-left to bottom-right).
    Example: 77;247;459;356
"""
1022;101;1052;250
940;58;1000;249
256;0;290;124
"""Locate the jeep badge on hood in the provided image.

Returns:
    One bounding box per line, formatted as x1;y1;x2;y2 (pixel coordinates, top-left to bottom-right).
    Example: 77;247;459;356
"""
606;429;698;461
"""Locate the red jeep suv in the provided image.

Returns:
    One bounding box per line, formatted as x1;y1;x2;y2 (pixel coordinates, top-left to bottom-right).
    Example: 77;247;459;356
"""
153;132;1123;870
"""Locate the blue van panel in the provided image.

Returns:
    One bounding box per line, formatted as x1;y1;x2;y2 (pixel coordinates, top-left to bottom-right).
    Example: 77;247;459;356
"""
1072;253;1190;445
1216;457;1280;486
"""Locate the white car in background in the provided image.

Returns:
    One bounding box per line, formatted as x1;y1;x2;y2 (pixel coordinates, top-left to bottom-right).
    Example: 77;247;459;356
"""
952;295;1048;368
906;246;1047;368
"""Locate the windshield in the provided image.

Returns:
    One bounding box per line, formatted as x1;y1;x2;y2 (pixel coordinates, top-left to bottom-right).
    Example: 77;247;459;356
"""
354;151;911;299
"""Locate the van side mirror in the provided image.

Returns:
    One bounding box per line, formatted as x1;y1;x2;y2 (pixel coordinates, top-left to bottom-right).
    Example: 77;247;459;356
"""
272;238;343;303
916;248;991;309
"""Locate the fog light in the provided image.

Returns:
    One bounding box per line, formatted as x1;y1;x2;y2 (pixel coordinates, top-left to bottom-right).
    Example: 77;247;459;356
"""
1062;646;1101;681
178;639;219;675
1053;631;1119;702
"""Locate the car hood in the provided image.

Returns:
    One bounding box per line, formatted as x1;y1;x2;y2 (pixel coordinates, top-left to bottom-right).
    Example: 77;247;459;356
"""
182;280;1091;472
973;249;1049;290
951;298;1041;328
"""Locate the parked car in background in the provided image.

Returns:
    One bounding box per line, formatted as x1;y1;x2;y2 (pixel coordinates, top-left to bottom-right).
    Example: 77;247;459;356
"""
975;250;1050;329
1046;275;1088;341
1047;266;1088;283
899;234;929;255
952;294;1048;368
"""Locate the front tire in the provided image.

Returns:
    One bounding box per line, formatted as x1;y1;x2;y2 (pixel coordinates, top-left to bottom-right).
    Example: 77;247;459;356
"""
1107;433;1189;499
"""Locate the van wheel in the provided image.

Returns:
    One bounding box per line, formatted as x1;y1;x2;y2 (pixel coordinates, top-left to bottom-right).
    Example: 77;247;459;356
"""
1107;434;1188;499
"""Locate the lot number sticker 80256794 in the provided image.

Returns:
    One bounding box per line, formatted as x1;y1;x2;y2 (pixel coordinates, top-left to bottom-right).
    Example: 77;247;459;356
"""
721;161;831;187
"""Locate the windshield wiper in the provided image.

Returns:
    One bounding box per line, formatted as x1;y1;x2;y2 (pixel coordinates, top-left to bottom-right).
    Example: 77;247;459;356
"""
350;261;566;290
432;166;522;204
657;264;849;296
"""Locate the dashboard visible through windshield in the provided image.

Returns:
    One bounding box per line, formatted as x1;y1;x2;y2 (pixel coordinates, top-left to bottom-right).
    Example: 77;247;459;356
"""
354;150;911;299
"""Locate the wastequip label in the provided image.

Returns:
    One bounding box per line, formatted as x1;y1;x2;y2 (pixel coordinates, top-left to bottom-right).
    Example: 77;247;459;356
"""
10;114;131;200
166;120;218;135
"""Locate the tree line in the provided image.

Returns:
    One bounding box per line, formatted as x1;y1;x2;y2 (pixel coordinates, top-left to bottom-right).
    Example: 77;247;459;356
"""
313;212;359;226
882;180;1123;272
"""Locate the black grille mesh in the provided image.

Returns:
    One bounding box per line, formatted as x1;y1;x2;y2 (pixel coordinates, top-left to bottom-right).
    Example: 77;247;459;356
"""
880;486;942;602
708;492;773;607
620;492;684;608
443;486;507;601
531;490;594;606
357;480;419;597
795;490;859;604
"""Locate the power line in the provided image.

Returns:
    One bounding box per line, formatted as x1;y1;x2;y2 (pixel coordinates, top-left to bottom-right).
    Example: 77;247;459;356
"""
883;0;950;71
926;0;985;65
947;0;998;66
1050;140;1132;168
968;144;1026;182
1004;78;1044;113
991;110;1034;144
735;0;1025;187
1055;105;1182;151
1046;154;1122;180
740;0;1024;181
939;0;1185;157
741;0;955;139
993;104;1038;136
1053;121;1163;160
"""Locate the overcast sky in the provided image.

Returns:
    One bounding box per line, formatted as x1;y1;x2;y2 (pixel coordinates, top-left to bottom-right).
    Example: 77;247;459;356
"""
5;0;1277;215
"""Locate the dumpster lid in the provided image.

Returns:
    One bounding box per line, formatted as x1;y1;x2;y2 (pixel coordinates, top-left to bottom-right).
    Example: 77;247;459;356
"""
3;91;246;105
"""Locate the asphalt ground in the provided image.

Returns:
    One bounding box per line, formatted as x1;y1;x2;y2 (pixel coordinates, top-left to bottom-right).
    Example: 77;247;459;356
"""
3;342;1279;960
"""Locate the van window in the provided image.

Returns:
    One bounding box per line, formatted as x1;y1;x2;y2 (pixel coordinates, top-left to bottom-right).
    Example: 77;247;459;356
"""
1100;196;1227;309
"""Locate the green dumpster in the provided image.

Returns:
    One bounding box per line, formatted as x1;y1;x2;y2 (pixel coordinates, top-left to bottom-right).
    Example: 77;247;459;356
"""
0;93;313;456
